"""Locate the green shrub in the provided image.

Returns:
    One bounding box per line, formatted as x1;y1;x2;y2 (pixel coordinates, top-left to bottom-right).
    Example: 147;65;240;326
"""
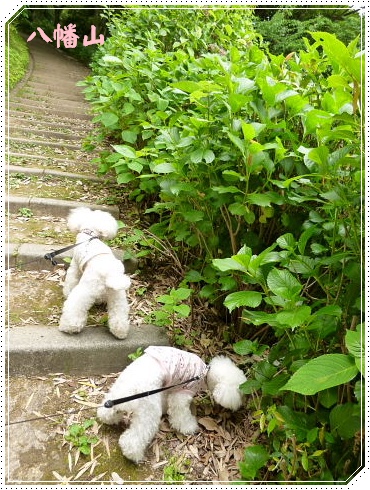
80;8;364;481
5;24;30;92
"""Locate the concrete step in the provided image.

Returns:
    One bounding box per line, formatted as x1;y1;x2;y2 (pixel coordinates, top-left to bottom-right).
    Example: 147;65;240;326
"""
7;324;169;376
8;136;83;151
7;164;106;182
9;103;92;120
7;195;119;219
8;126;84;142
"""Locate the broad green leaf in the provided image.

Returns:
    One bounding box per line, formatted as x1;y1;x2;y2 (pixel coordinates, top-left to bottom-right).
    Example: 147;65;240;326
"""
345;326;364;376
276;233;295;250
243;310;280;327
247;193;272;207
320;189;343;204
122;102;135;115
171;287;192;301
298;226;318;255
127;161;143;173
116;172;135;184
308;146;329;166
113;145;137;159
190;148;204;164
181;210;204;222
173;304;191;317
100;112;119;127
212;185;243;194
228;202;246;216
303;109;332;136
239;379;261;395
276;306;311;328
241;122;256;140
282;354;359;395
318;388;338;408
287;256;317;275
267;268;302;300
213;257;248;273
153;162;176;174
262;373;290;396
224;291;262;311
102;55;122;64
184;270;203;283
314;305;342;317
227;132;246;156
233;339;268;356
239;445;269;480
329;403;361;439
121;130;138;144
203;149;215;163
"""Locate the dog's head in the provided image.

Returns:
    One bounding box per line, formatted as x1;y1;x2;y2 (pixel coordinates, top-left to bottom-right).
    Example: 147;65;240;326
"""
67;207;118;239
206;356;247;411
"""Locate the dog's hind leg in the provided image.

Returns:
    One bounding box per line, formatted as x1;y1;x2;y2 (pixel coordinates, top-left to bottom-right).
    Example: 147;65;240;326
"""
106;288;130;339
62;260;81;298
167;391;199;434
59;284;96;334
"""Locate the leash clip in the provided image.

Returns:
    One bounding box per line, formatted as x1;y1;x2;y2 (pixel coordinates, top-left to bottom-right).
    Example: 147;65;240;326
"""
44;252;58;266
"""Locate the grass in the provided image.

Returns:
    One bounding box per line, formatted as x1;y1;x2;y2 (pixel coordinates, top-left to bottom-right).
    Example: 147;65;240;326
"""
6;25;30;93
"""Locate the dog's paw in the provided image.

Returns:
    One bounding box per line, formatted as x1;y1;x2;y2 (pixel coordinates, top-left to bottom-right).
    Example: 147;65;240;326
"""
119;433;145;464
171;416;199;435
108;324;130;340
58;324;84;334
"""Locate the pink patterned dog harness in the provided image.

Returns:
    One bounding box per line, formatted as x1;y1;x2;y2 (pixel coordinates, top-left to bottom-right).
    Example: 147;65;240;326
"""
145;346;208;395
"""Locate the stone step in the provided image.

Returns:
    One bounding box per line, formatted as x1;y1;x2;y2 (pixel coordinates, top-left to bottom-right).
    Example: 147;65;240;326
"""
6;111;94;130
9;102;92;120
8;126;85;142
8;152;97;174
10;96;88;112
7;324;169;376
9;136;83;151
7;195;120;218
8;164;105;182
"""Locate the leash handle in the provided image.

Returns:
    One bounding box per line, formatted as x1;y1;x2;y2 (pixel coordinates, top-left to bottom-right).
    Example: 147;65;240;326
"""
104;374;203;408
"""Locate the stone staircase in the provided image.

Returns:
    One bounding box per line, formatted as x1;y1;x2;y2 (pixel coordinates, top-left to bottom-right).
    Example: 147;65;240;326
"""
5;37;168;376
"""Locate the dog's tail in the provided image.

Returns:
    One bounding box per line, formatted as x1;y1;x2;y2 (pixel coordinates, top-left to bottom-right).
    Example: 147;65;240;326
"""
106;273;131;290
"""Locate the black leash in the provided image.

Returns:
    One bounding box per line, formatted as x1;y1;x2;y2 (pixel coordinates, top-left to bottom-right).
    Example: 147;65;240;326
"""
6;237;97;271
43;237;97;266
6;372;208;426
104;374;204;408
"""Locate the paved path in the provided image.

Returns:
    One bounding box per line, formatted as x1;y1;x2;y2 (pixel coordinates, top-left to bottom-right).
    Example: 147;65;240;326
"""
5;37;168;378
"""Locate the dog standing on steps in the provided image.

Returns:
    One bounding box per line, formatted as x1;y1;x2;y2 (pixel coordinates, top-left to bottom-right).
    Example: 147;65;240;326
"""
59;207;131;339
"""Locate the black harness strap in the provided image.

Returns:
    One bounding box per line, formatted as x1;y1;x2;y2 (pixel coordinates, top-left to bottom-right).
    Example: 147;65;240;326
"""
44;236;97;265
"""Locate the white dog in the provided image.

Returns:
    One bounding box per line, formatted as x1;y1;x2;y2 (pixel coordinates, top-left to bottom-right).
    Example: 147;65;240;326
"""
59;207;131;339
97;346;247;463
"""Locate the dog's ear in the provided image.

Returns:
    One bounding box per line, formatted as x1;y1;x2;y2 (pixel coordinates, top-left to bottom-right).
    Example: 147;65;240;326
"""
212;383;244;411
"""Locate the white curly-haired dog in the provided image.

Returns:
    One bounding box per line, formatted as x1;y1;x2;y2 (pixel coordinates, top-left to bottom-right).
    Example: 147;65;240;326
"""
59;207;131;339
97;346;247;463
